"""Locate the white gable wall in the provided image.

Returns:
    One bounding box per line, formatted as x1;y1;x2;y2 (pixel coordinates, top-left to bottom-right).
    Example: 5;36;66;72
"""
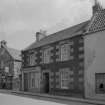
84;30;105;100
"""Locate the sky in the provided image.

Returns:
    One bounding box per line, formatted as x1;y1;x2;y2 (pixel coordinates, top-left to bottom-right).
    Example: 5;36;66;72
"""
0;0;101;50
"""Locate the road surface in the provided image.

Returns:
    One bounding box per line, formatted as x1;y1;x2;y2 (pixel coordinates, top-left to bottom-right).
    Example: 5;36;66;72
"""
0;93;96;105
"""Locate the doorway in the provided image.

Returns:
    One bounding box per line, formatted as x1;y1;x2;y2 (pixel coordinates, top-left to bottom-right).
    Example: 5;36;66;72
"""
24;73;28;91
43;72;49;93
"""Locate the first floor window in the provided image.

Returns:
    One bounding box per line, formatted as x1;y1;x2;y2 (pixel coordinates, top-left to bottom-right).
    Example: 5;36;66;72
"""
96;73;105;94
43;47;51;64
60;43;70;61
29;52;36;66
60;68;70;89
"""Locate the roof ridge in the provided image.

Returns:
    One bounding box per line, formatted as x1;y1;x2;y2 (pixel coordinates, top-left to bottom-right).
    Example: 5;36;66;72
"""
7;46;20;52
24;21;89;51
6;46;21;61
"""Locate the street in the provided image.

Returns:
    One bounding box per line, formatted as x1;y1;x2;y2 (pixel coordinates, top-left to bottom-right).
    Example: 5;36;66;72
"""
0;93;95;105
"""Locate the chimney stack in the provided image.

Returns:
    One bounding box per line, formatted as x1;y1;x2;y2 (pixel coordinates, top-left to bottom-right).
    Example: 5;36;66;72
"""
92;0;103;15
0;40;7;48
36;30;47;42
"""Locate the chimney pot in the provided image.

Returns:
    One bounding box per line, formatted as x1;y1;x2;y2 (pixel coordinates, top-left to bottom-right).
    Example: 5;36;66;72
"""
1;40;7;48
36;30;47;42
92;0;103;15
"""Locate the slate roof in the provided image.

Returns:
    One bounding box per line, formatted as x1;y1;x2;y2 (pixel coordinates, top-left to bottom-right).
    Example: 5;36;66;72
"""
24;21;89;51
6;47;21;61
24;7;105;51
0;43;21;61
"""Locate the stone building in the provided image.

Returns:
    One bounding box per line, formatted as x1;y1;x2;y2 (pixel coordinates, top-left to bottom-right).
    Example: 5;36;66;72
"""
0;40;22;90
21;1;105;100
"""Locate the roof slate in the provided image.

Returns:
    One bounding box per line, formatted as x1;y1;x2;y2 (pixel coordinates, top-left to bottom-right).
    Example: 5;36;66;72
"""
6;47;21;61
86;9;105;33
24;21;89;51
0;43;21;61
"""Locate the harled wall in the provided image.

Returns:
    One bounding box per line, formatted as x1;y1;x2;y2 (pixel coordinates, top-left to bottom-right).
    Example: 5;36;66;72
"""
84;31;105;100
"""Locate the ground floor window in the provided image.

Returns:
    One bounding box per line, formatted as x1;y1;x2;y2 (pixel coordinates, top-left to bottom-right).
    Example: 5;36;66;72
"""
30;72;40;89
60;68;70;89
30;73;35;88
96;73;105;94
34;72;40;88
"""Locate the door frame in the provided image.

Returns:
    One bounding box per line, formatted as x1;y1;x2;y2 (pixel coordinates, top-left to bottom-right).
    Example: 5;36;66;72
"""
42;70;51;93
24;73;28;91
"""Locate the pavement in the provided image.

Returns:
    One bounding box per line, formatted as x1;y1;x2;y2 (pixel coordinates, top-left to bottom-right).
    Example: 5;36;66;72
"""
0;93;67;105
0;89;105;105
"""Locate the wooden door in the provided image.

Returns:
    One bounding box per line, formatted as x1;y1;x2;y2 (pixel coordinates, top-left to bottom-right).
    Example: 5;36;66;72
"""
24;73;28;91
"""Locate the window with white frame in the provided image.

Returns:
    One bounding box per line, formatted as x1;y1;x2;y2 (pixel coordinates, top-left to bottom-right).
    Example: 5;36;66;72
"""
60;43;70;61
60;68;70;89
43;47;51;64
29;52;36;66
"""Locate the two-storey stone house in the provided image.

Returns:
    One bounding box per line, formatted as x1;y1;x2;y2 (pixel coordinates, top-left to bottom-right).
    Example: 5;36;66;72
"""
0;40;22;90
21;1;105;100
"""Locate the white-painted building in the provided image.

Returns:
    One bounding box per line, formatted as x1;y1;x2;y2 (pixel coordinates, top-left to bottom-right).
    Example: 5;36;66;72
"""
84;1;105;100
